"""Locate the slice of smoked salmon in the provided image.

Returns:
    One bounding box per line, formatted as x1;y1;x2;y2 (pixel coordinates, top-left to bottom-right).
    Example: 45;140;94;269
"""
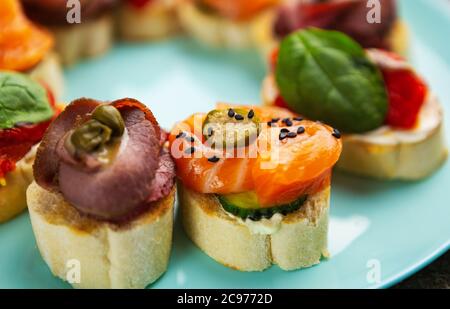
169;105;342;207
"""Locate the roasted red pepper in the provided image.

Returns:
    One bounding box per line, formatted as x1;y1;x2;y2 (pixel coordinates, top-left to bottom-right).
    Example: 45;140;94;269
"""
0;86;58;179
382;68;427;129
269;47;428;130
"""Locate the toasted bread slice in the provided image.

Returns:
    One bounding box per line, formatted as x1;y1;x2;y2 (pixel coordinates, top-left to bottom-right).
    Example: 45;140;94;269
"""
118;0;180;41
179;183;329;271
50;14;114;66
387;20;409;57
177;0;275;49
262;74;447;180
337;95;447;180
27;182;175;289
0;147;36;223
27;52;64;100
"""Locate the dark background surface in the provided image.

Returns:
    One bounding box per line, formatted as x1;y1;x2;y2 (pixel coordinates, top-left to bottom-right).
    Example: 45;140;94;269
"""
394;250;449;288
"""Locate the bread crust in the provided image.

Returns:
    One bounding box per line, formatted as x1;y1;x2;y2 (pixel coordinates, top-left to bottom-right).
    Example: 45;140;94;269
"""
0;147;36;223
118;0;180;41
337;119;447;180
387;20;409;57
27;182;175;288
50;14;114;66
179;184;330;271
27;52;65;100
177;0;275;49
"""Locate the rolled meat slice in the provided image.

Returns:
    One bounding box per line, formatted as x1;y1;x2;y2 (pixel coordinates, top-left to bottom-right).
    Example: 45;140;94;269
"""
274;0;397;49
34;98;175;222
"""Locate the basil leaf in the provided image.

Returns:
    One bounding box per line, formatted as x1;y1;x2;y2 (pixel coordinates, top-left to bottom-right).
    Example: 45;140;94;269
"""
275;29;388;133
0;72;53;129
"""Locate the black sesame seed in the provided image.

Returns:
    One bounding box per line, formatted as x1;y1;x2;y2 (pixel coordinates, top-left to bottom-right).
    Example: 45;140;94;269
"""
185;136;195;143
287;132;297;138
235;114;244;121
263;212;273;219
248;213;262;221
280;128;290;133
185;147;196;155
248;109;255;119
228;108;235;118
279;131;288;140
207;127;214;137
207;156;220;163
271;118;280;123
332;128;341;139
267;121;274;127
282;118;293;126
293;117;303;121
297;126;305;134
176;132;186;139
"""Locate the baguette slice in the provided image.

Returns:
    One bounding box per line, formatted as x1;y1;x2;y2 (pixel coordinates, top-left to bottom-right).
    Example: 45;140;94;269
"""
27;182;175;289
177;0;275;49
27;52;64;100
337;95;447;180
262;74;447;180
179;183;330;271
50;14;114;66
118;0;180;41
0;146;36;223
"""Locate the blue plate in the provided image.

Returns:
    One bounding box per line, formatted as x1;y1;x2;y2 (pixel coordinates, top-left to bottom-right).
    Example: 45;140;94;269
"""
0;0;449;288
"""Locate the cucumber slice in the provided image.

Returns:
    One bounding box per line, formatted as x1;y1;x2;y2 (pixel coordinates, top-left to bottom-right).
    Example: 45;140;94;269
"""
203;108;259;149
217;191;307;221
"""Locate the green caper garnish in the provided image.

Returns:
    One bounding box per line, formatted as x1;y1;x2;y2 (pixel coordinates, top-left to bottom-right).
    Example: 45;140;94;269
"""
69;119;112;154
203;108;260;149
92;105;125;137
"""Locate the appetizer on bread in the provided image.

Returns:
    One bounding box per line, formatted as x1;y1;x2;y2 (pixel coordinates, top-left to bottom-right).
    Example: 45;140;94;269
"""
177;0;281;49
169;104;342;271
28;98;176;288
263;28;447;180
0;72;59;223
257;0;408;58
118;0;180;41
0;0;64;99
21;0;118;66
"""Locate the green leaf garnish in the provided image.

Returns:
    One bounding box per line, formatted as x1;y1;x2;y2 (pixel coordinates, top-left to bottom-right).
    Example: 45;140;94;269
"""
0;72;53;129
275;28;388;133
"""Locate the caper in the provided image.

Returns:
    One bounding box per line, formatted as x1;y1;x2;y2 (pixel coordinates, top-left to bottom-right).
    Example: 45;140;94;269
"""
64;133;77;157
92;105;125;137
68;119;112;154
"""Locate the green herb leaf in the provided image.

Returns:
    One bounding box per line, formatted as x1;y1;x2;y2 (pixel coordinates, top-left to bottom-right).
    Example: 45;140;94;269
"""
0;72;53;129
275;28;388;133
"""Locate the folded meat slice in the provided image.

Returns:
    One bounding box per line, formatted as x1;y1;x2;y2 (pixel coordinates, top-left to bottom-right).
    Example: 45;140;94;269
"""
147;148;176;203
34;98;175;222
274;0;397;49
34;98;99;191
